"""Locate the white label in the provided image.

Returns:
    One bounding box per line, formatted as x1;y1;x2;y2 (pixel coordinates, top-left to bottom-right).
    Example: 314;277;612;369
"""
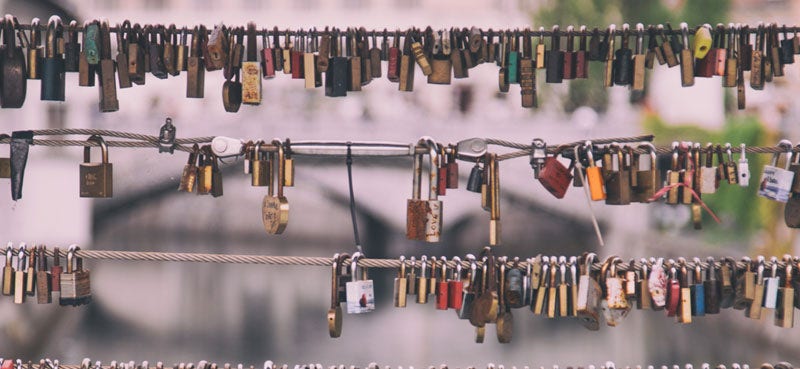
346;280;375;314
758;165;794;202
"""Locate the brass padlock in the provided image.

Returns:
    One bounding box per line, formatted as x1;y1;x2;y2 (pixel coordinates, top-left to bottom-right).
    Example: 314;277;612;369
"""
79;135;113;198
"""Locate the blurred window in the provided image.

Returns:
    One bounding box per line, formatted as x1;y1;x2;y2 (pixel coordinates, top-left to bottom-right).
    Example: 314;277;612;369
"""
144;0;166;9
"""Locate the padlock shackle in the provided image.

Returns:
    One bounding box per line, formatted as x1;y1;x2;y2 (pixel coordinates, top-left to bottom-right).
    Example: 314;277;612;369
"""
397;255;406;278
66;244;78;273
5;243;12;267
350;251;362;282
85;135;109;164
16;243;26;270
4;15;18;54
421;137;439;201
639;257;649;279
46;16;62;58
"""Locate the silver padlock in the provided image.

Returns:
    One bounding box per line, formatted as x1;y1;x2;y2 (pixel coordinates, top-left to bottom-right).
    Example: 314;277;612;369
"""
758;139;794;203
738;143;750;187
345;252;375;314
763;256;779;309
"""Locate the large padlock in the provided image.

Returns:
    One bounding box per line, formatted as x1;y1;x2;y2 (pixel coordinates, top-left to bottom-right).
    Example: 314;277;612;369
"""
41;16;66;101
538;150;573;199
59;245;91;306
79;135;113;198
1;15;27;108
703;257;721;314
758;140;794;203
406;137;443;243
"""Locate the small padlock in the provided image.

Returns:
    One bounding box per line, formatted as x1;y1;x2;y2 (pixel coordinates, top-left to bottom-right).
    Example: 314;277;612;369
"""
763;256;780;309
327;253;343;338
665;261;681;317
774;256;794;328
745;256;766;319
605;145;631;205
393;256;407;308
457;255;477;319
738;143;751;187
41;16;66;101
59;244;92;306
448;256;464;310
436;256;449;310
576;253;601;330
690;257;705;317
36;246;51;304
13;244;27;304
700;143;718;194
758;140;794;203
637;258;652;310
79;135;113;198
703;257;721;314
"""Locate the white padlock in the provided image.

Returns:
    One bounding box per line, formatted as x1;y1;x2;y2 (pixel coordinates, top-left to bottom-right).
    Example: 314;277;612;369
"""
738;143;750;187
757;140;794;203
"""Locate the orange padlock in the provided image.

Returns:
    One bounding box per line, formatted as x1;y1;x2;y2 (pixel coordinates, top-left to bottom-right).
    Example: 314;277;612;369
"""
584;142;606;201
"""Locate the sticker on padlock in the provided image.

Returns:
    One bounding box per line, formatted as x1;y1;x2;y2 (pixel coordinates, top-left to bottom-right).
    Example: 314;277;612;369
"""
758;140;794;203
345;252;375;314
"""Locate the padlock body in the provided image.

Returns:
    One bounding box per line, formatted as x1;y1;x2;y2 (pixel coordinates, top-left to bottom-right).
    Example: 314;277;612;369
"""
79;163;113;198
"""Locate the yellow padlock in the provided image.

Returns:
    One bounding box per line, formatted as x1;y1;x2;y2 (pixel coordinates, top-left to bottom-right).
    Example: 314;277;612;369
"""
693;24;713;59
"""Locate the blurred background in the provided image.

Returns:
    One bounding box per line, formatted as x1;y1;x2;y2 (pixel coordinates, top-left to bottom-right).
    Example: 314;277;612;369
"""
2;0;800;367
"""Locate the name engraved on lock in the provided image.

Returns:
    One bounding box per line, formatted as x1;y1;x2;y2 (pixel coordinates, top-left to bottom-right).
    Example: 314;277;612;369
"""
425;201;441;240
262;196;289;234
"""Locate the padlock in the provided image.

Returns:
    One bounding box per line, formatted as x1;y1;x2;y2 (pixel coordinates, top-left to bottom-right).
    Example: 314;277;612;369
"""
13;244;27;304
345;252;375;314
745;256;766;319
98;20;119;112
637;258;652;310
495;256;514;343
50;247;62;294
64;20;80;72
59;245;91;306
148;26;168;79
127;23;144;85
613;24;632;86
115;21;132;89
556;257;570;317
163;24;180;76
457;254;477;319
251;141;269;187
583;142;606;201
737;143;751;187
648;257;667;310
576;253;601;330
694;24;715;77
186;26;205;98
757;139;794;203
605;145;631;205
79;135;113;198
633;143;659;202
436;256;449;310
505;257;524;308
720;257;736;309
205;23;228;71
703;257;721;314
1;15;27;108
763;256;780;309
406;138;443;243
393;256;407;308
538;150;573;199
262;139;290;233
774;255;794;328
603;257;631;326
25;245;35;296
2;243;13;296
529;138;547;179
665;142;681;205
470;251;499;326
327;253;343;337
723;143;739;185
36;246;51;304
665;261;681;317
41;16;66;101
602;25;616;87
700;143;718;194
417;255;429;304
448;256;464;310
690;257;705;317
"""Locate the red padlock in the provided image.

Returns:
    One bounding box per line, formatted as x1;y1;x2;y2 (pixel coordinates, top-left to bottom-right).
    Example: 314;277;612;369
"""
447;256;464;310
436;256;449;310
665;261;681;317
538;150;574;199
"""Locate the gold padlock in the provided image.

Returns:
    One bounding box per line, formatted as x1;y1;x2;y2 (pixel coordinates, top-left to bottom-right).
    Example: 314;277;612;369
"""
79;135;112;198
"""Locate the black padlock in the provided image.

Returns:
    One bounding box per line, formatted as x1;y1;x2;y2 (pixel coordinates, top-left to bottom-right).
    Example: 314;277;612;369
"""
41;16;66;101
149;26;168;79
466;162;484;193
780;25;795;65
64;20;80;72
1;15;27;108
545;25;564;83
613;24;633;86
588;27;602;61
325;29;348;97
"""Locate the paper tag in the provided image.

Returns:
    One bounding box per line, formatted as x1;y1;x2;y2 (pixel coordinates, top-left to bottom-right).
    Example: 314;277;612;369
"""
758;165;794;203
346;280;375;314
